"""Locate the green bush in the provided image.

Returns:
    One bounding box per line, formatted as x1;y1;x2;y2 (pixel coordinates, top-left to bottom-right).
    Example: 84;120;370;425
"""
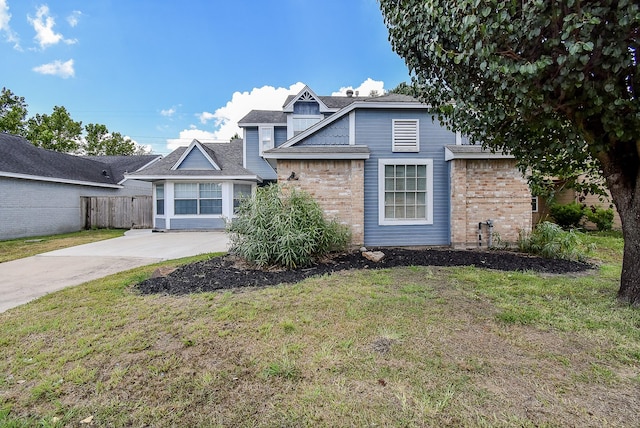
227;184;351;269
549;202;585;229
585;206;615;231
518;221;592;261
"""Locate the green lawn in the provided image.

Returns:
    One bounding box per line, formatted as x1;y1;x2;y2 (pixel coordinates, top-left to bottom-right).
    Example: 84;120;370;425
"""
0;229;126;263
1;232;638;427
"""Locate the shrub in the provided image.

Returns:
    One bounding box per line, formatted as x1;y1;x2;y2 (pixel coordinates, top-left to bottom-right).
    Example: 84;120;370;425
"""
585;206;615;231
227;184;351;269
518;221;592;261
549;202;585;229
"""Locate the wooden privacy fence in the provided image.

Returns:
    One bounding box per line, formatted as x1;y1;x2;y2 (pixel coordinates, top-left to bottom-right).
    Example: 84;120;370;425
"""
82;196;153;229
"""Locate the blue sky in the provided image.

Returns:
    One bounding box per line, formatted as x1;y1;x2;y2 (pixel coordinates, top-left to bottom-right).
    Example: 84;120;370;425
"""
1;0;411;154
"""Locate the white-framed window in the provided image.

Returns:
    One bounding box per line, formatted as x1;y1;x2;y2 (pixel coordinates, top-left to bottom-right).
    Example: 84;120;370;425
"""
292;116;322;135
378;159;433;225
259;126;274;155
233;183;253;213
155;183;164;215
392;119;419;152
531;196;539;213
174;183;222;215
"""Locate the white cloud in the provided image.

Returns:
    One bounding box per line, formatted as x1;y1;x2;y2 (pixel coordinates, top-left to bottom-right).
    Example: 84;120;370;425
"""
28;5;76;49
198;111;215;124
166;79;389;152
67;10;81;27
166;127;224;151
170;82;305;151
160;107;176;117
0;0;20;50
331;78;385;97
33;59;75;78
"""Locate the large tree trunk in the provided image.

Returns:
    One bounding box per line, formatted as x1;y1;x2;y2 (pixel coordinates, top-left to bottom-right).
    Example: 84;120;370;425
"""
598;141;640;306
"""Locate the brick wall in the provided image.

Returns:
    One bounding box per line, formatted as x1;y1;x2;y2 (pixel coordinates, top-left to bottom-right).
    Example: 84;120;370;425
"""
450;158;532;248
277;159;365;245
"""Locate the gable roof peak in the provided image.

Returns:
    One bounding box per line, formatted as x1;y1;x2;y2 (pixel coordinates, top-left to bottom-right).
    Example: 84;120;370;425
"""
282;85;331;113
171;139;221;171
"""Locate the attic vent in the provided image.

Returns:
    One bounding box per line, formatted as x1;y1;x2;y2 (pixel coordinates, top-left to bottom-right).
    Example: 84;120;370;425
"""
392;119;420;152
298;91;315;102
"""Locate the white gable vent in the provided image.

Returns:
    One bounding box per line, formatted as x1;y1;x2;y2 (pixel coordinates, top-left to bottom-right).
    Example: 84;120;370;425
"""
392;119;419;152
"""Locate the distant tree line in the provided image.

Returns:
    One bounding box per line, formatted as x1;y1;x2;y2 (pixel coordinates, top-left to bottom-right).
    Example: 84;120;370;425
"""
0;87;149;155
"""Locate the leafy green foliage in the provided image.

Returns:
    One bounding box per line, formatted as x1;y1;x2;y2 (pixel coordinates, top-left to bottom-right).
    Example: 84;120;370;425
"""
518;222;592;261
0;87;28;136
84;123;136;155
25;106;83;153
379;0;640;303
586;206;615;231
227;184;351;269
549;202;585;229
1;87;148;155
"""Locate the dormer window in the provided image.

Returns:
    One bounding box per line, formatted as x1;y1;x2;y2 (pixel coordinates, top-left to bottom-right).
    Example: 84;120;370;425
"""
259;126;274;156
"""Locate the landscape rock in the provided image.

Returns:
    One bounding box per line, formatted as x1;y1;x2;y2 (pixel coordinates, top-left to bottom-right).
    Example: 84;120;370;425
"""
362;251;385;263
151;266;178;278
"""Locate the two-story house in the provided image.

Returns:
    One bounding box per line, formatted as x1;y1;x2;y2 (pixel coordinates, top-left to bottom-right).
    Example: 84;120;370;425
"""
131;85;532;247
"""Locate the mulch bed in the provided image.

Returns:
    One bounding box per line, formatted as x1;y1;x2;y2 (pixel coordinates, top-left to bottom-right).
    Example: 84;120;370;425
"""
136;248;592;295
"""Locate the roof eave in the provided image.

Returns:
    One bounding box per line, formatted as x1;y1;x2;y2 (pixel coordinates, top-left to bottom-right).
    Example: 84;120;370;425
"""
1;171;123;188
444;146;514;161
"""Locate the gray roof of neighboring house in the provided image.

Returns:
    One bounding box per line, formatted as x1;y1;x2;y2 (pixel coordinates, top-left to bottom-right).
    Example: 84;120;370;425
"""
83;155;161;182
0;132;160;186
238;110;287;125
127;139;259;180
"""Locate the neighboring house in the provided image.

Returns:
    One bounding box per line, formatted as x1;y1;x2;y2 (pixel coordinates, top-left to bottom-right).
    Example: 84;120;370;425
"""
135;85;532;247
125;139;259;230
532;177;622;230
0;132;161;240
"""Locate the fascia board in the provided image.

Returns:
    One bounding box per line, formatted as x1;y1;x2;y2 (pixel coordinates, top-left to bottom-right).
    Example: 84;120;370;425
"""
0;171;122;188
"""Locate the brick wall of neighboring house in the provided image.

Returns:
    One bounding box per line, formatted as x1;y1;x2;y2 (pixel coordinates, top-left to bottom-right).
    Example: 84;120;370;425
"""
533;177;622;230
450;158;532;248
277;159;365;246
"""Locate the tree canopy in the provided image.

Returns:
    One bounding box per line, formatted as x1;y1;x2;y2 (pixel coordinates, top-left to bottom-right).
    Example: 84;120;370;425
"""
380;0;640;304
0;87;28;136
0;88;148;155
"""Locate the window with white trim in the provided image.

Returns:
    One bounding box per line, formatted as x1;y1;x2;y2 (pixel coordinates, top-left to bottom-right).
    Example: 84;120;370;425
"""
392;119;419;152
233;183;252;213
155;184;164;215
378;159;433;225
531;196;539;213
292;116;322;135
259;126;274;155
174;183;222;215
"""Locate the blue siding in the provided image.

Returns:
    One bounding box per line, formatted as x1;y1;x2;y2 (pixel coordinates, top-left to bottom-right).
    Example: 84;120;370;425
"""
177;147;215;170
171;218;226;230
155;217;166;229
274;127;287;147
358;109;454;247
294;101;319;115
299;116;350;146
244;128;277;180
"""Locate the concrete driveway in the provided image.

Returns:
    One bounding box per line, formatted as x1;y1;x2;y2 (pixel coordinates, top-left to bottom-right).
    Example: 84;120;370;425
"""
0;230;229;313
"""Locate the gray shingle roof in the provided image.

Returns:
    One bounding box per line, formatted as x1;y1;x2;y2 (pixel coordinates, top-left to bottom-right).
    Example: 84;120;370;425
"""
0;132;159;186
83;155;161;182
237;110;287;125
127;139;258;179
